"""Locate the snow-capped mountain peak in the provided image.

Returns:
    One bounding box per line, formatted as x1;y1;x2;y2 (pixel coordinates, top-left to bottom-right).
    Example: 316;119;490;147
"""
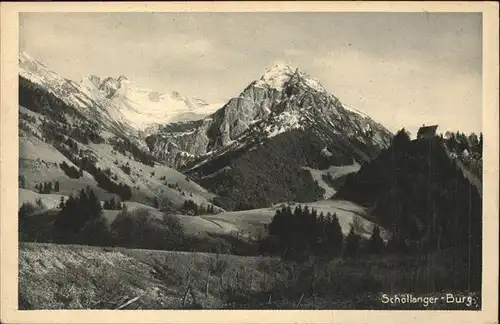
257;63;297;90
81;75;223;131
18;52;222;133
19;52;66;86
147;62;393;169
19;51;36;64
255;62;326;94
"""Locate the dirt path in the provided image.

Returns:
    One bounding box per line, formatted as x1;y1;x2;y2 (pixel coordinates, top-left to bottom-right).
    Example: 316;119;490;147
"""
199;216;224;229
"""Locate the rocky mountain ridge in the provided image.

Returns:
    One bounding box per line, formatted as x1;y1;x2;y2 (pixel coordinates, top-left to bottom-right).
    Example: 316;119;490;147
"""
19;52;221;134
147;63;393;170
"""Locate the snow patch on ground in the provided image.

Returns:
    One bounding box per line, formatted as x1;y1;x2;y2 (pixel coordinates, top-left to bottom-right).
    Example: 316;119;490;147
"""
264;110;303;138
304;162;361;199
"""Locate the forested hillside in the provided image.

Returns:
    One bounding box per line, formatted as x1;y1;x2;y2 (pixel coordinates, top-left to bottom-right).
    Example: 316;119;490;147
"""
191;129;364;210
443;131;483;180
335;130;482;291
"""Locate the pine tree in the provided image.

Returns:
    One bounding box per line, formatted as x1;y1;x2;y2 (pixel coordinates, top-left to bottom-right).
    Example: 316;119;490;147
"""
392;128;411;150
109;197;116;210
87;188;102;220
54;187;103;239
328;212;344;257
54;181;60;192
368;225;385;254
59;196;65;209
344;227;360;258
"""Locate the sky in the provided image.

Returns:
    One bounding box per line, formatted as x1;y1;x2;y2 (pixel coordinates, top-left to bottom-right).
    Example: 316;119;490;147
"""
19;12;482;135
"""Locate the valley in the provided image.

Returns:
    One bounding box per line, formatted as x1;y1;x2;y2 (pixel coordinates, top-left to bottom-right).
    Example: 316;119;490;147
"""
17;51;483;310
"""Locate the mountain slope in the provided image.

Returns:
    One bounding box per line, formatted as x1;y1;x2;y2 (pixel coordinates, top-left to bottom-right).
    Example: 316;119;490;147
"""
19;53;135;138
146;64;393;210
20;52;220;134
336;134;482;254
333;133;482;291
18;53;392;213
19;55;217;210
147;64;392;170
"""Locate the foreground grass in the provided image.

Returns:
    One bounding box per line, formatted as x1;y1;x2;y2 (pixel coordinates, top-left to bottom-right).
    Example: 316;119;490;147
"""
19;242;282;309
19;243;480;310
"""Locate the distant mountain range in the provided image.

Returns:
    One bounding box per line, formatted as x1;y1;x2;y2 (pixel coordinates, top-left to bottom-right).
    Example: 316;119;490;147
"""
17;52;484;310
19;52;223;133
19;52;393;211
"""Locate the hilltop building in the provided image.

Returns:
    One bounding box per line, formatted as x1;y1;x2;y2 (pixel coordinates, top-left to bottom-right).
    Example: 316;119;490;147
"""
417;124;438;140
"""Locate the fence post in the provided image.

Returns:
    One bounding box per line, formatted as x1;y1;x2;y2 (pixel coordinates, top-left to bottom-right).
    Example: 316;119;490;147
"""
205;269;210;297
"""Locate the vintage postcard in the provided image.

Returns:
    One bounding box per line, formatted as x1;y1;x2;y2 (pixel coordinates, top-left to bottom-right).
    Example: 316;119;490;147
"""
1;1;498;323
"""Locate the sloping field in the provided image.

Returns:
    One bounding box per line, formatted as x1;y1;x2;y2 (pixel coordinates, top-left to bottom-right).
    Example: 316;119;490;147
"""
19;242;470;310
19;188;67;209
298;200;389;239
178;199;388;241
19;242;281;310
304;162;361;199
19;129;218;209
19;185;386;243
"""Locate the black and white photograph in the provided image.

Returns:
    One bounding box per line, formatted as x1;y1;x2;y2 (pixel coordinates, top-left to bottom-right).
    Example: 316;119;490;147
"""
1;2;498;322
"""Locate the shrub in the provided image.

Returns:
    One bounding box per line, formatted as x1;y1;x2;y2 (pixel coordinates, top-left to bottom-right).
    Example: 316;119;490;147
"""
79;217;112;246
366;225;386;254
60;161;81;179
110;208;186;251
344;228;361;259
19;202;40;241
120;164;131;175
208;253;229;276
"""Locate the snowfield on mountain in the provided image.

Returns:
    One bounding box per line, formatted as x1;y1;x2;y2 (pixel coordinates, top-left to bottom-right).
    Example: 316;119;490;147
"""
20;52;221;133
